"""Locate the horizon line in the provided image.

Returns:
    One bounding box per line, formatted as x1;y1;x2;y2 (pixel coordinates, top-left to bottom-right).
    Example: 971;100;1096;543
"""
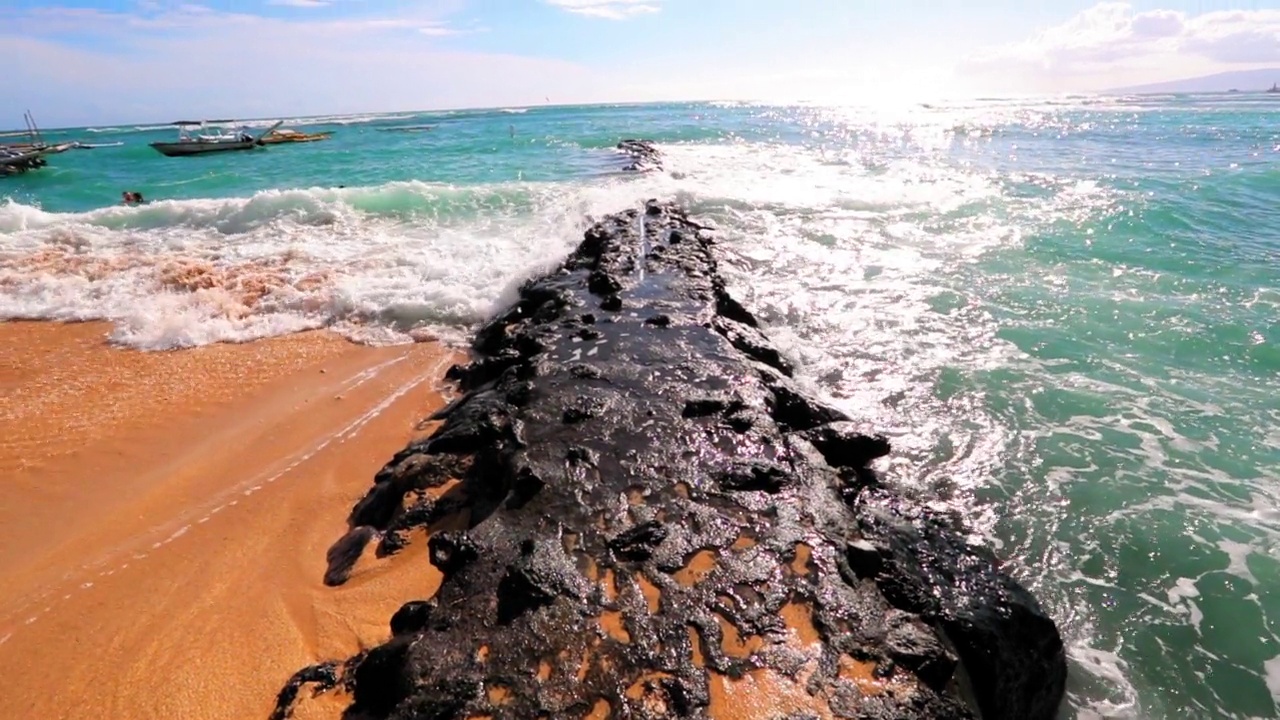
7;86;1280;133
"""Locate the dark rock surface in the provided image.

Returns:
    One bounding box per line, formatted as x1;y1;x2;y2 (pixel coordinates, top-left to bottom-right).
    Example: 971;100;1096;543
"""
617;139;662;171
276;197;1066;720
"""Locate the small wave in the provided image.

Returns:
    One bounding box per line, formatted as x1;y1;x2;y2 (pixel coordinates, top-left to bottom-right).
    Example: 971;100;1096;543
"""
0;176;663;349
1;182;512;235
320;112;417;125
236;112;419;128
376;124;436;133
500;108;529;114
95;113;421;135
1;138;1119;356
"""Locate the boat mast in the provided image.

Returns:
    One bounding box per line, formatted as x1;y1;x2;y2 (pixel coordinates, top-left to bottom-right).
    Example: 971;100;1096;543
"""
23;110;43;147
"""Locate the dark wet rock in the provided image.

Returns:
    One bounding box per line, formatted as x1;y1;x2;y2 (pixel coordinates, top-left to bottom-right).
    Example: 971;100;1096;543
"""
714;318;795;376
608;520;669;561
884;611;959;691
562;395;604;424
587;269;621;296
716;461;790;493
335;452;473;566
803;421;892;469
348;484;403;529
846;538;884;579
858;487;1068;720
286;203;1065;720
725;413;754;433
390;600;436;636
569;363;601;379
502;380;534;407
497;539;589;624
714;284;759;328
682;397;734;418
506;465;546;509
392;678;481;720
765;375;848;430
269;661;339;720
617;138;662;171
428;532;479;577
324;526;376;586
424;393;519;455
351;638;415;716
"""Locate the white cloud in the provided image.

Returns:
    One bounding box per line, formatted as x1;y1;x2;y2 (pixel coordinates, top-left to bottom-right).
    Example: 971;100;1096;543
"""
544;0;661;20
268;0;331;8
418;21;475;36
964;3;1280;90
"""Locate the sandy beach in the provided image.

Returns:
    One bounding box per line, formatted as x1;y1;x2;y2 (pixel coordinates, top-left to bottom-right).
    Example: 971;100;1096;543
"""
0;321;457;720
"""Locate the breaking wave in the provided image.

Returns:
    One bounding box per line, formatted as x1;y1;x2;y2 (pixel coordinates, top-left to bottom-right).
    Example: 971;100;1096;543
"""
0;139;1100;356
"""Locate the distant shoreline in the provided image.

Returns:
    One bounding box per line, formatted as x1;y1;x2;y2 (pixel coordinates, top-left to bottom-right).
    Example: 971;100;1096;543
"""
1108;67;1280;95
6;84;1278;135
2;99;716;135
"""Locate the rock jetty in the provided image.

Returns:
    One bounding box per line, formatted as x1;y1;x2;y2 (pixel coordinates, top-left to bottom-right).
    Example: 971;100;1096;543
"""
275;195;1066;719
617;139;661;171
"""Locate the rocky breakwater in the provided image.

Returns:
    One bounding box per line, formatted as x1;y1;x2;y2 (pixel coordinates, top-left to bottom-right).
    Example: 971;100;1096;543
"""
276;200;1066;719
617;139;661;172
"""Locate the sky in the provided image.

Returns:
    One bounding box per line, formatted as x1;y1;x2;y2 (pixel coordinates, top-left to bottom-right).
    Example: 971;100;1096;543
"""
3;0;1280;126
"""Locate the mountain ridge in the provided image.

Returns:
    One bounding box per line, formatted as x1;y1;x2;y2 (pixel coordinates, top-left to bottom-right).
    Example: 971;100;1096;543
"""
1111;68;1280;94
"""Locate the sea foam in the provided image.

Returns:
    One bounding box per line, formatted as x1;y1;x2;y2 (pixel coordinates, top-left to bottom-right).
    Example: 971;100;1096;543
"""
1;177;665;349
0;139;1095;358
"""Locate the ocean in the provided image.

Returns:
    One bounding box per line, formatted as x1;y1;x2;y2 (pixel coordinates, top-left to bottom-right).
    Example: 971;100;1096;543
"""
2;96;1279;719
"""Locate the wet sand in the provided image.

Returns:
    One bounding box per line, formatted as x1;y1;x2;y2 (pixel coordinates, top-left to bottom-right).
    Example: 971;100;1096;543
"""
0;321;458;720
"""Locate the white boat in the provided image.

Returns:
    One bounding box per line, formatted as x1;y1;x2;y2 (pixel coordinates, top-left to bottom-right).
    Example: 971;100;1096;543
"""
149;119;283;157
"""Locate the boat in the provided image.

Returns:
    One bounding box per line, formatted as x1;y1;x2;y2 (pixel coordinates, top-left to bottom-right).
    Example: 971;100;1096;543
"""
0;111;78;176
1268;83;1280;94
149;119;283;157
0;148;47;176
259;128;333;144
0;144;73;176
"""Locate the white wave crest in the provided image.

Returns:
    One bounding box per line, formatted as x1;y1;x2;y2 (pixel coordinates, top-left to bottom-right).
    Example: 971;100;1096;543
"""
1;138;1115;356
1;178;658;349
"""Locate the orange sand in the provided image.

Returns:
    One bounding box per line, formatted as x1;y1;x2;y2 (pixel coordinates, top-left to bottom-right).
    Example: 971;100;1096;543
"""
0;321;459;720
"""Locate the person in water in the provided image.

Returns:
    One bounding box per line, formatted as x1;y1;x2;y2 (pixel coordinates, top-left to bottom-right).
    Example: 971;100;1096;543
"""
121;191;145;205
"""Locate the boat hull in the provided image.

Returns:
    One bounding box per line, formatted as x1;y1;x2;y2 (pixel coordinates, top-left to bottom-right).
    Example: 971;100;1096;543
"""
149;141;258;157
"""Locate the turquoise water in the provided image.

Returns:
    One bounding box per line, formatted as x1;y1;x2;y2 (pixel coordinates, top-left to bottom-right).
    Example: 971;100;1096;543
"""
4;96;1280;718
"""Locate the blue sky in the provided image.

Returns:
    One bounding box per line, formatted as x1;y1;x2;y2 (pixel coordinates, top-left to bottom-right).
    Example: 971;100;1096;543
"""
4;0;1280;126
